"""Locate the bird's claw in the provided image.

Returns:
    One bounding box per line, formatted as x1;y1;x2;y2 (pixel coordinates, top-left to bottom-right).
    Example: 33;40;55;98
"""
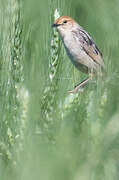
68;87;84;93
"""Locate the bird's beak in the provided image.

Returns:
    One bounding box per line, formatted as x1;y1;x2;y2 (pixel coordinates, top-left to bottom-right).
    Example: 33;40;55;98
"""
52;23;61;27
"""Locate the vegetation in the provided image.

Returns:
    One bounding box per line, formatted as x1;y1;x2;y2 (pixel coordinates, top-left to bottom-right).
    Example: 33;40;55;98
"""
0;0;119;179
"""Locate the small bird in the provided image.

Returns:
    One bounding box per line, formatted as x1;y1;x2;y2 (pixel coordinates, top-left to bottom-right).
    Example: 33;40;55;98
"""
52;16;105;93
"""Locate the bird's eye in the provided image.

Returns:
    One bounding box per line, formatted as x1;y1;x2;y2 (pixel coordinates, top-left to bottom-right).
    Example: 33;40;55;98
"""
63;20;67;24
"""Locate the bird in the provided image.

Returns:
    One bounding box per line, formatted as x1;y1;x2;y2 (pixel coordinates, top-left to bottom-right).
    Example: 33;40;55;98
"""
52;16;104;93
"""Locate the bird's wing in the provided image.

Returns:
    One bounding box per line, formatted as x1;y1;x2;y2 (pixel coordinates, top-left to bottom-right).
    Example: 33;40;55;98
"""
73;28;104;68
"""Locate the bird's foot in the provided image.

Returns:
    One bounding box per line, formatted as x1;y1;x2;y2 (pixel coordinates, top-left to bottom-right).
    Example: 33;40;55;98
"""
68;76;92;93
68;87;84;93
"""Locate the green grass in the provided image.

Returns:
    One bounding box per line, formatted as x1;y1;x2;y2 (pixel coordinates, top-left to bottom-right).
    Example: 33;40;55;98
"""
0;0;119;179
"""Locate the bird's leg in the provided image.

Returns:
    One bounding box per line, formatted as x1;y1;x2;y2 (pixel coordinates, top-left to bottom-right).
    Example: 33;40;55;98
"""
68;73;93;93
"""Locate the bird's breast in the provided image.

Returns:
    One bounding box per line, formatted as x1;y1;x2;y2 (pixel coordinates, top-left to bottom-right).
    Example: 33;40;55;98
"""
63;34;85;63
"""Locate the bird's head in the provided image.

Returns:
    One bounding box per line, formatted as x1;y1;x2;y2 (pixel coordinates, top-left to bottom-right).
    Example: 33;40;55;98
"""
52;16;78;37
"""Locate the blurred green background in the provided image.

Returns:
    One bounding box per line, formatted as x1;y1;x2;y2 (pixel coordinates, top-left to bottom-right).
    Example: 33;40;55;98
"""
0;0;119;179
